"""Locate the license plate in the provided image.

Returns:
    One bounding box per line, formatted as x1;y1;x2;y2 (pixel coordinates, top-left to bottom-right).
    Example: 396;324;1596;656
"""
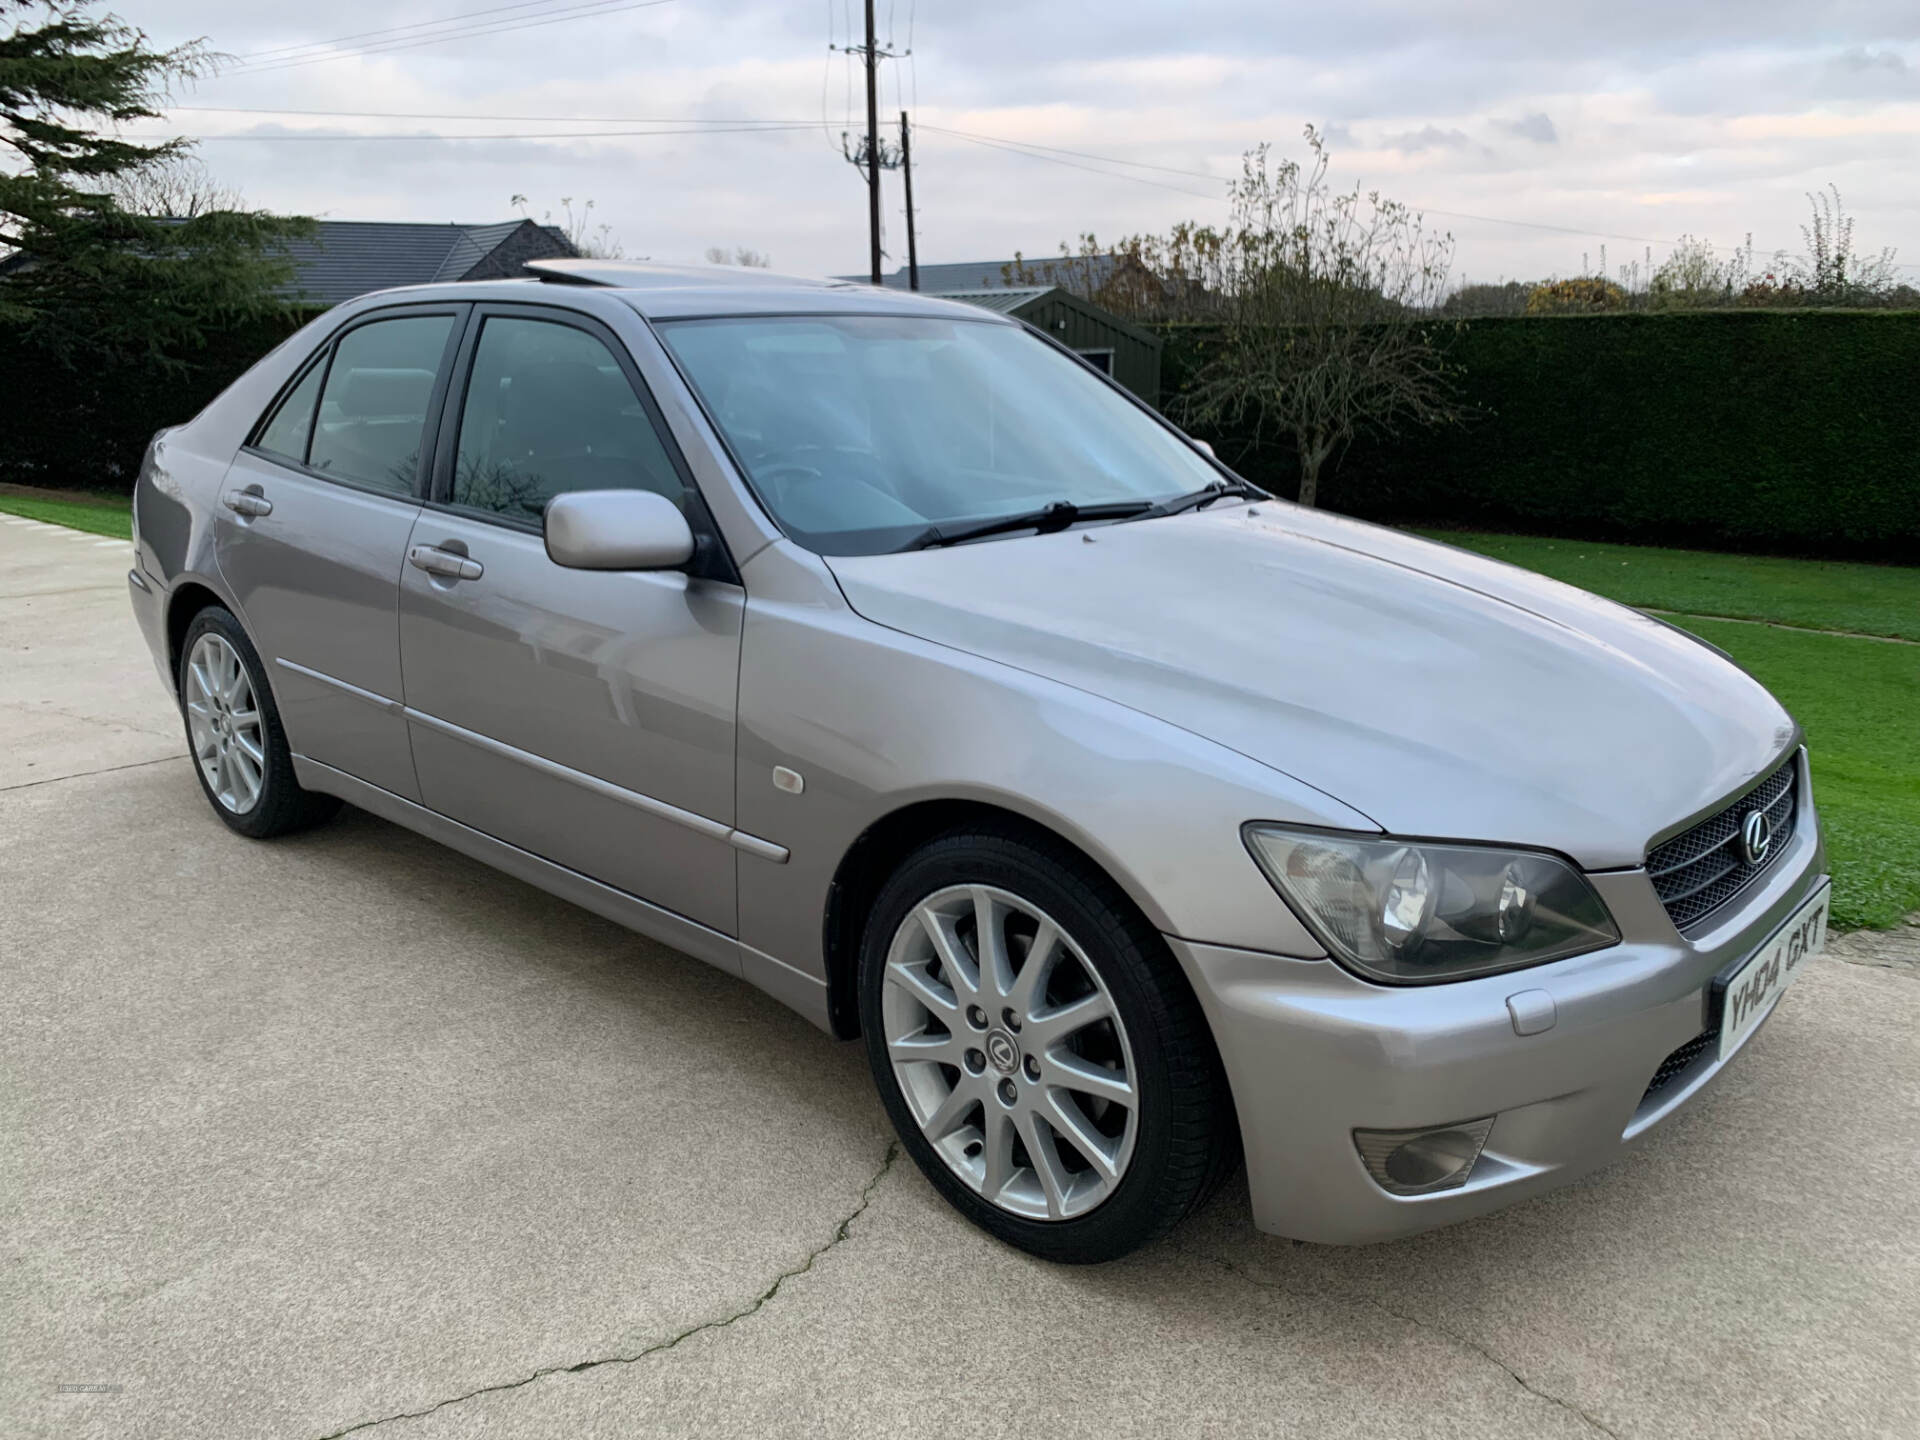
1716;882;1829;1062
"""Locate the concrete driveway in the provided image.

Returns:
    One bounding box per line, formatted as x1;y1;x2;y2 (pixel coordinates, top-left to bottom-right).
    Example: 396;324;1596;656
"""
4;515;1917;1440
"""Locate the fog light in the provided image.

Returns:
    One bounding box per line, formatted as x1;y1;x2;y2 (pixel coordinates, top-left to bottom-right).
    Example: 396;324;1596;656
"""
1354;1117;1496;1196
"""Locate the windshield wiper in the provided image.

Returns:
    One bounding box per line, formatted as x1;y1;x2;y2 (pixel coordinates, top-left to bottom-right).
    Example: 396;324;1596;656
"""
907;499;1157;550
1123;478;1268;522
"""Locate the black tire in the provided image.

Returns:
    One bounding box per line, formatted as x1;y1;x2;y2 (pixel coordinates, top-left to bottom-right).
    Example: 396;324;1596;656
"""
858;825;1238;1264
177;605;340;839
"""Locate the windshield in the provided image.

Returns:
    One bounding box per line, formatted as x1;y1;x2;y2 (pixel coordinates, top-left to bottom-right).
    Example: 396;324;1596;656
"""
657;314;1222;555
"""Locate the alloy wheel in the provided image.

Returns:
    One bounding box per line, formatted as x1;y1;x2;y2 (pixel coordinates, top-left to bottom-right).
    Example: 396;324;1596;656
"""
881;884;1139;1220
184;633;265;814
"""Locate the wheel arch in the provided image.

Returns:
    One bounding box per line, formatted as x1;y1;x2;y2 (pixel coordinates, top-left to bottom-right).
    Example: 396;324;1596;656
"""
164;578;234;692
821;797;1172;1041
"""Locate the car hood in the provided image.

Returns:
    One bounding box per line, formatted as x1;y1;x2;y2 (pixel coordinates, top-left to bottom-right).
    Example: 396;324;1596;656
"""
824;503;1797;869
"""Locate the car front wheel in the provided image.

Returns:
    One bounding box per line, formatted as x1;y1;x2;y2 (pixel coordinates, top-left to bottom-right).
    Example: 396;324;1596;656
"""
858;827;1236;1263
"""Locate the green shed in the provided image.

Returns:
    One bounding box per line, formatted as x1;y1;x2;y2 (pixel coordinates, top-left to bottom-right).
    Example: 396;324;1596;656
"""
931;287;1164;407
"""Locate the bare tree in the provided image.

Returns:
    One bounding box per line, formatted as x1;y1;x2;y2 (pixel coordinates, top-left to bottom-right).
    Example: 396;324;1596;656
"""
1791;185;1898;303
108;154;244;218
1170;129;1460;507
512;194;625;259
704;245;771;268
1440;281;1530;317
1648;235;1739;309
1002;230;1220;318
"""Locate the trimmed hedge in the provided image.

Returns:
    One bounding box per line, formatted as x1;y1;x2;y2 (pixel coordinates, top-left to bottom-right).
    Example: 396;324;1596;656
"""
0;312;309;491
6;307;1917;561
1165;311;1920;559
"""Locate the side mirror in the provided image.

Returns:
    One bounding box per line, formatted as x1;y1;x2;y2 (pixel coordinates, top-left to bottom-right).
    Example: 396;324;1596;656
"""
1191;438;1217;459
545;489;695;571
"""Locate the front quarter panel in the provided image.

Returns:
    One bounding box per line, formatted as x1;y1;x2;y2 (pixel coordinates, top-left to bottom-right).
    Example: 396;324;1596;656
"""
732;541;1361;997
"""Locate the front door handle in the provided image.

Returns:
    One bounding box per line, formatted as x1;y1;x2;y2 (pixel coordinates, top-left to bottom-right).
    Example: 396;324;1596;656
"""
222;488;273;518
408;545;483;581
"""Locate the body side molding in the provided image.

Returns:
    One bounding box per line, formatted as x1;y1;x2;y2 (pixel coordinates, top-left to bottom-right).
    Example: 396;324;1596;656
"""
279;661;789;863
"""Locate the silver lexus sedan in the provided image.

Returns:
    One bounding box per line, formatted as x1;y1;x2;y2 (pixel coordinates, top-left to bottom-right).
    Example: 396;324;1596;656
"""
128;260;1829;1263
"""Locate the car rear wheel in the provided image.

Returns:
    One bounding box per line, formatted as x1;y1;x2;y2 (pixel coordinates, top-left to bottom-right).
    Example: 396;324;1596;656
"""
858;827;1236;1263
178;606;340;838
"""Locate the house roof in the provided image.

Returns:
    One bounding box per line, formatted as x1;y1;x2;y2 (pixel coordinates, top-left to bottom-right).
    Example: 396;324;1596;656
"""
922;286;1052;314
279;219;576;305
922;285;1163;350
915;256;1125;293
526;258;858;291
836;256;1126;293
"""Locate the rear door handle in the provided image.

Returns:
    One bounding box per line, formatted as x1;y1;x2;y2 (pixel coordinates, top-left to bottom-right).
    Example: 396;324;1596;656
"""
222;488;272;518
408;545;483;581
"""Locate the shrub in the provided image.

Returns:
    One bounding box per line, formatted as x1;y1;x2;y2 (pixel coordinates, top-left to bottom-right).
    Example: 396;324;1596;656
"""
0;312;308;489
1526;277;1628;314
1165;310;1920;558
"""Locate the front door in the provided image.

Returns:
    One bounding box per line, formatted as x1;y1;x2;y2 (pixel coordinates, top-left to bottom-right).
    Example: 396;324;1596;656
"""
397;306;743;935
214;305;464;800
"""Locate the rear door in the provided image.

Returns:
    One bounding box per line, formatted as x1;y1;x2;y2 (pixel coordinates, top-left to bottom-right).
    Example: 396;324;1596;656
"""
396;303;744;934
215;303;465;800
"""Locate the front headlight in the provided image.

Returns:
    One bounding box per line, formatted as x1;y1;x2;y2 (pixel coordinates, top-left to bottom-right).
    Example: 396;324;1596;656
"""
1244;825;1620;984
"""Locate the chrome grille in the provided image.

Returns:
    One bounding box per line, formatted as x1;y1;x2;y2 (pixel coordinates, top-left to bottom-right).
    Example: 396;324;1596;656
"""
1646;760;1797;931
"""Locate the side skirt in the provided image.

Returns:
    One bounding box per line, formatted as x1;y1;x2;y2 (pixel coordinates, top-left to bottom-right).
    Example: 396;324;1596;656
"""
292;755;834;1033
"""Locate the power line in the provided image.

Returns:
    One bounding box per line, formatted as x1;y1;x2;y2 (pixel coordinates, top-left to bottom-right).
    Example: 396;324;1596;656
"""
221;0;681;76
225;0;660;72
169;104;816;123
153;105;1669;244
921;127;1224;201
921;124;1229;184
149;96;1913;269
921;124;1708;248
232;0;599;63
130;124;814;143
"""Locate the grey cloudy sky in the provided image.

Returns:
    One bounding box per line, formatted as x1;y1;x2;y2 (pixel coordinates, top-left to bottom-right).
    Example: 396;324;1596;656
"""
137;1;1919;285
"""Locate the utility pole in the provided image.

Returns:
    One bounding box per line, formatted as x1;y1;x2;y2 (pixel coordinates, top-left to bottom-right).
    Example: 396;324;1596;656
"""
899;110;919;291
863;0;881;284
836;10;904;284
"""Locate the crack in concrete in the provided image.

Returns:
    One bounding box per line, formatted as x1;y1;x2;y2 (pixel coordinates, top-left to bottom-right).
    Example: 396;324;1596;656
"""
0;695;178;741
311;1141;898;1440
1192;1249;1623;1439
0;584;130;599
1827;923;1920;980
0;753;186;794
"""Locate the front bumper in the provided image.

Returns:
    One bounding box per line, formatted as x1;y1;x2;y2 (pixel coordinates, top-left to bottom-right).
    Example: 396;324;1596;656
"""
1171;758;1827;1244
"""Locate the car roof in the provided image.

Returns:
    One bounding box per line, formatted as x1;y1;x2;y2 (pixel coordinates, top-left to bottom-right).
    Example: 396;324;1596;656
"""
339;261;1022;324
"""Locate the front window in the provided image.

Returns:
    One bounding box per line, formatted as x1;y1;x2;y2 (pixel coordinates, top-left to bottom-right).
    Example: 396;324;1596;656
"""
657;315;1217;555
450;316;687;525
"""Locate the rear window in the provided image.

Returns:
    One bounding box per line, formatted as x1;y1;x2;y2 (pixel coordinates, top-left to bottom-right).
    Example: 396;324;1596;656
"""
255;359;325;463
306;316;454;495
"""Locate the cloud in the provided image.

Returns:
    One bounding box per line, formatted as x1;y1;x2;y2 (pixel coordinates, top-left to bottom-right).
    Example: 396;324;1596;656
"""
1832;46;1909;76
1496;113;1559;144
1382;125;1473;152
123;2;1920;285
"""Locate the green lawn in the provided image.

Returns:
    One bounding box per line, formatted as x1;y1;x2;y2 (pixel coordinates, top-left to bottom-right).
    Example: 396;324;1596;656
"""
0;490;133;539
1423;530;1920;642
1671;620;1920;930
1430;530;1919;929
